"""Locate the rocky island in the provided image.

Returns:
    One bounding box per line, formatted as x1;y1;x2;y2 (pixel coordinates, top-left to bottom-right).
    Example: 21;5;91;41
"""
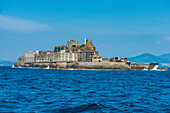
14;39;166;70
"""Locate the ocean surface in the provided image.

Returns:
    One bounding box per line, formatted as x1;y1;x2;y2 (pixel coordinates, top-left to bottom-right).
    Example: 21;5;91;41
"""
0;66;170;113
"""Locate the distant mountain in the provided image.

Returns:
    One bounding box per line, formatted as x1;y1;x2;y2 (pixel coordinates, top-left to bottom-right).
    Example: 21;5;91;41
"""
0;60;14;66
130;53;170;67
159;53;170;61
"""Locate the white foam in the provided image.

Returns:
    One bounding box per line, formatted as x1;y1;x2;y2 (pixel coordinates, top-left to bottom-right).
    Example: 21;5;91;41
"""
45;66;50;69
143;68;148;71
152;65;158;71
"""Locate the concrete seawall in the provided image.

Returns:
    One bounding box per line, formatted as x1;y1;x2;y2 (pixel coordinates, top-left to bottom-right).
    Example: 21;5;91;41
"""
77;62;130;70
130;63;157;70
14;62;157;70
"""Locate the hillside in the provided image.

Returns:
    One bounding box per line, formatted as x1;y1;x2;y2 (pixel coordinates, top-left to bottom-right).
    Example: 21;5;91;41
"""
159;53;170;61
0;60;14;66
130;53;170;67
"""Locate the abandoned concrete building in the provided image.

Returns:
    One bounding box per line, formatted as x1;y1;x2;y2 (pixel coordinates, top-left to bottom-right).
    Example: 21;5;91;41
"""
15;39;161;70
54;46;68;52
17;39;103;63
67;40;78;49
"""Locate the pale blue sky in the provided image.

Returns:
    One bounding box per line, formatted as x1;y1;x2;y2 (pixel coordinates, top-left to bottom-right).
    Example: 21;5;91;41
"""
0;0;170;61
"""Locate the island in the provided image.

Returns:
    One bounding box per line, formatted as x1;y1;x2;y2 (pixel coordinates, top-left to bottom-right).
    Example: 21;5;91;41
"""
14;39;167;71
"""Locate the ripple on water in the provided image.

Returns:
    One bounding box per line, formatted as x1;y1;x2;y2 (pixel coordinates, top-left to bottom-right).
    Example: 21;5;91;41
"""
0;66;169;112
56;102;102;113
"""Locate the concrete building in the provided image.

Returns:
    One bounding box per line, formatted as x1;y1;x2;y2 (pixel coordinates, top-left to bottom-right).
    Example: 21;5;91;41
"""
14;39;160;70
60;53;78;62
92;54;103;62
54;46;68;52
20;39;113;64
32;50;78;62
22;39;104;63
36;51;54;62
111;57;128;62
78;51;99;62
67;40;78;49
75;39;102;62
24;51;36;63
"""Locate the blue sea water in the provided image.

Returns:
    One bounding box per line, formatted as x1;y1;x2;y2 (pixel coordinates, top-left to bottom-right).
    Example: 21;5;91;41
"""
0;66;170;113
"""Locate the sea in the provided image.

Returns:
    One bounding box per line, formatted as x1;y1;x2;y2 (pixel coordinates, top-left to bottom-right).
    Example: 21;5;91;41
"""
0;66;169;113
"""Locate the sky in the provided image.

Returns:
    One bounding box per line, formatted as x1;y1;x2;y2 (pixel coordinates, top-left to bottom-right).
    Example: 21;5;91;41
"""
0;0;170;61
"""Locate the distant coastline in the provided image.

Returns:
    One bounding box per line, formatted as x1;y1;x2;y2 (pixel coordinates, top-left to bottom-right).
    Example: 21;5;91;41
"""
0;60;14;66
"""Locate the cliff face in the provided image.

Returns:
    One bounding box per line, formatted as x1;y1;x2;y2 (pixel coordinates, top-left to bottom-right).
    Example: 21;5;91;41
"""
81;40;96;52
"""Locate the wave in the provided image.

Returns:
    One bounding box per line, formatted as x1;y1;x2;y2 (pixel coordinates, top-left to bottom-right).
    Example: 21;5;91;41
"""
57;102;102;113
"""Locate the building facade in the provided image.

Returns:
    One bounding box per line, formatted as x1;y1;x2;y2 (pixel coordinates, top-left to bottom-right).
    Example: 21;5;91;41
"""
77;51;98;62
19;39;106;63
24;51;36;63
24;50;78;63
54;46;68;52
67;40;78;49
111;57;128;62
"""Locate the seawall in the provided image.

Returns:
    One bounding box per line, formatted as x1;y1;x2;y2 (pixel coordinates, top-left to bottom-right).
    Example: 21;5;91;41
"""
77;62;130;70
14;62;158;70
130;63;157;70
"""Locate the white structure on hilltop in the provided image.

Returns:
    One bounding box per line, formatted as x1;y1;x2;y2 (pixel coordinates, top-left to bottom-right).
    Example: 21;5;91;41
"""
84;38;86;44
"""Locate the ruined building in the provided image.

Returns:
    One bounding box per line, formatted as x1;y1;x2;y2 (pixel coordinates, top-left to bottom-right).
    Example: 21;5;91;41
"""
17;39;102;64
15;39;159;70
67;40;78;49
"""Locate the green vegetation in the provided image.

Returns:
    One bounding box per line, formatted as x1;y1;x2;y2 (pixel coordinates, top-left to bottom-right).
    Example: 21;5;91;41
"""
93;47;96;51
71;45;77;48
65;50;70;53
79;44;86;49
